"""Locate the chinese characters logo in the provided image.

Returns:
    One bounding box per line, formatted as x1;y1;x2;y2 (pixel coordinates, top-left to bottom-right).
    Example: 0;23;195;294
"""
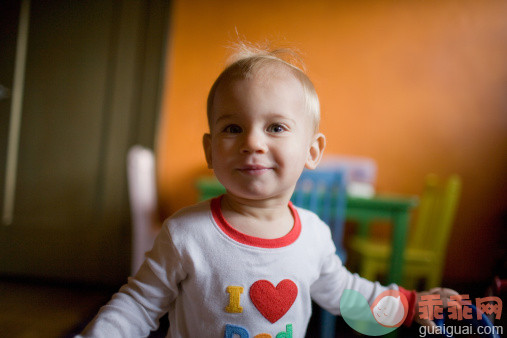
418;294;502;321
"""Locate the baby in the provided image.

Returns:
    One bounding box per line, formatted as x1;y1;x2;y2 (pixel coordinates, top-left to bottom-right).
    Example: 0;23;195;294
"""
79;44;457;337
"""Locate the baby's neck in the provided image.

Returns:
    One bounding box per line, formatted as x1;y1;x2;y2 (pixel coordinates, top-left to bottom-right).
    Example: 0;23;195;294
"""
220;194;294;239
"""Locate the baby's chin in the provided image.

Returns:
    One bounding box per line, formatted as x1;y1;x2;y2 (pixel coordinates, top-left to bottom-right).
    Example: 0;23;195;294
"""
223;190;293;204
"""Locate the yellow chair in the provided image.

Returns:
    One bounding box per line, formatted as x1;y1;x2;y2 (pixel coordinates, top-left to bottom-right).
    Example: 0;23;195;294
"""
349;174;461;290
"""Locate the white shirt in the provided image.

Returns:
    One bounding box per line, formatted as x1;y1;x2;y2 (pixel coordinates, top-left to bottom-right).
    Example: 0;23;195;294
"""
79;197;397;337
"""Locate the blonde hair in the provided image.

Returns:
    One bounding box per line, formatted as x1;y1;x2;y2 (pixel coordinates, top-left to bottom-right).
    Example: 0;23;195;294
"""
206;42;320;132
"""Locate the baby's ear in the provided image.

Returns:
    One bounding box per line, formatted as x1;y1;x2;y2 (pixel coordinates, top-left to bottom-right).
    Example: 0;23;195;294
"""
305;133;326;170
203;133;213;169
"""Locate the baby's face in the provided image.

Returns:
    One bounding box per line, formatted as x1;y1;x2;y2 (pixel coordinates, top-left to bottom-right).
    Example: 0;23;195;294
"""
203;71;323;202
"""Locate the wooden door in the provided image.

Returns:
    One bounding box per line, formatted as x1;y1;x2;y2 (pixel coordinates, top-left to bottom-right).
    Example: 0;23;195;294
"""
0;0;169;285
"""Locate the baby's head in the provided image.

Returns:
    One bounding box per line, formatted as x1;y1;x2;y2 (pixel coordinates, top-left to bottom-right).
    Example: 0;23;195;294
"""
206;46;321;133
203;44;326;201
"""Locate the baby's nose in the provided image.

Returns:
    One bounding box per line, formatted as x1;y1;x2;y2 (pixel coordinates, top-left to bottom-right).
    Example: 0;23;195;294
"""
240;130;268;154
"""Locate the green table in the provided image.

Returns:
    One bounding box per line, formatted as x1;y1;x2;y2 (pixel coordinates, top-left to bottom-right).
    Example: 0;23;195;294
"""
196;177;418;284
346;195;418;283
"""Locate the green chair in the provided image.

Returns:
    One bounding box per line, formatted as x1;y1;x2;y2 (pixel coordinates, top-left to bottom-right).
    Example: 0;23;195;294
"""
349;174;461;290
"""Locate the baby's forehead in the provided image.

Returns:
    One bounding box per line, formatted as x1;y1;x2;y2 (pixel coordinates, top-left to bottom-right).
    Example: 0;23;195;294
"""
221;62;301;89
212;71;307;115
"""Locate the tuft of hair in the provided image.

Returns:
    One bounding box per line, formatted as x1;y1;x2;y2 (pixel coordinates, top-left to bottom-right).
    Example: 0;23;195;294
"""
225;40;307;73
206;40;320;133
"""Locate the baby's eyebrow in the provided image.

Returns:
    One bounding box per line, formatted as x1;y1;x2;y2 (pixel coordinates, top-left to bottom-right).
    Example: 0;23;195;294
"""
214;113;236;124
213;112;297;125
269;114;296;124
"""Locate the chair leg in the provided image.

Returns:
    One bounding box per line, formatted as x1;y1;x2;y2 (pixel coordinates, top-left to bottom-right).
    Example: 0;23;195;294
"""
346;250;359;272
320;309;336;338
426;265;443;289
360;258;380;281
401;274;419;290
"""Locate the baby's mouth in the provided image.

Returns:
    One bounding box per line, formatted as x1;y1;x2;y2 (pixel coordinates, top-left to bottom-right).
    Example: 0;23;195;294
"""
237;165;272;175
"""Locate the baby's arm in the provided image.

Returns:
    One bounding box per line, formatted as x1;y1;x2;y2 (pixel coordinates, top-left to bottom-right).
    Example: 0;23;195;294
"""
309;225;417;325
78;225;186;338
310;249;405;312
311;241;458;329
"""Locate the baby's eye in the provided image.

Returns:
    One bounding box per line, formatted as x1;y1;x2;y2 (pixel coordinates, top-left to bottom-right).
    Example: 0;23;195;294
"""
223;125;242;133
267;123;287;133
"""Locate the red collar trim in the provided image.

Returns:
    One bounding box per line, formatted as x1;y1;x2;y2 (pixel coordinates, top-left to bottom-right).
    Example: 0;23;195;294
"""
210;195;301;248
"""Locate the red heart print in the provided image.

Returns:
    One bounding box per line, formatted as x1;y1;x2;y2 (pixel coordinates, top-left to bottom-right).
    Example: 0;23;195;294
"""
249;279;298;323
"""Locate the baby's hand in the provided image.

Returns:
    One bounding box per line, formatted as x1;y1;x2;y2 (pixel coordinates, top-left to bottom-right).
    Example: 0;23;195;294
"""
414;287;461;328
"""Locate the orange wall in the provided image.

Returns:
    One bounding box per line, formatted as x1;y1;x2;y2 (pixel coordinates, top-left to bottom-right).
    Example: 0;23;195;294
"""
157;0;507;284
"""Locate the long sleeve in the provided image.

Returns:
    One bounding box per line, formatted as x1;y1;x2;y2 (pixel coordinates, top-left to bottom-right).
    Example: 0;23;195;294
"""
309;222;396;316
78;224;186;338
309;224;416;326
